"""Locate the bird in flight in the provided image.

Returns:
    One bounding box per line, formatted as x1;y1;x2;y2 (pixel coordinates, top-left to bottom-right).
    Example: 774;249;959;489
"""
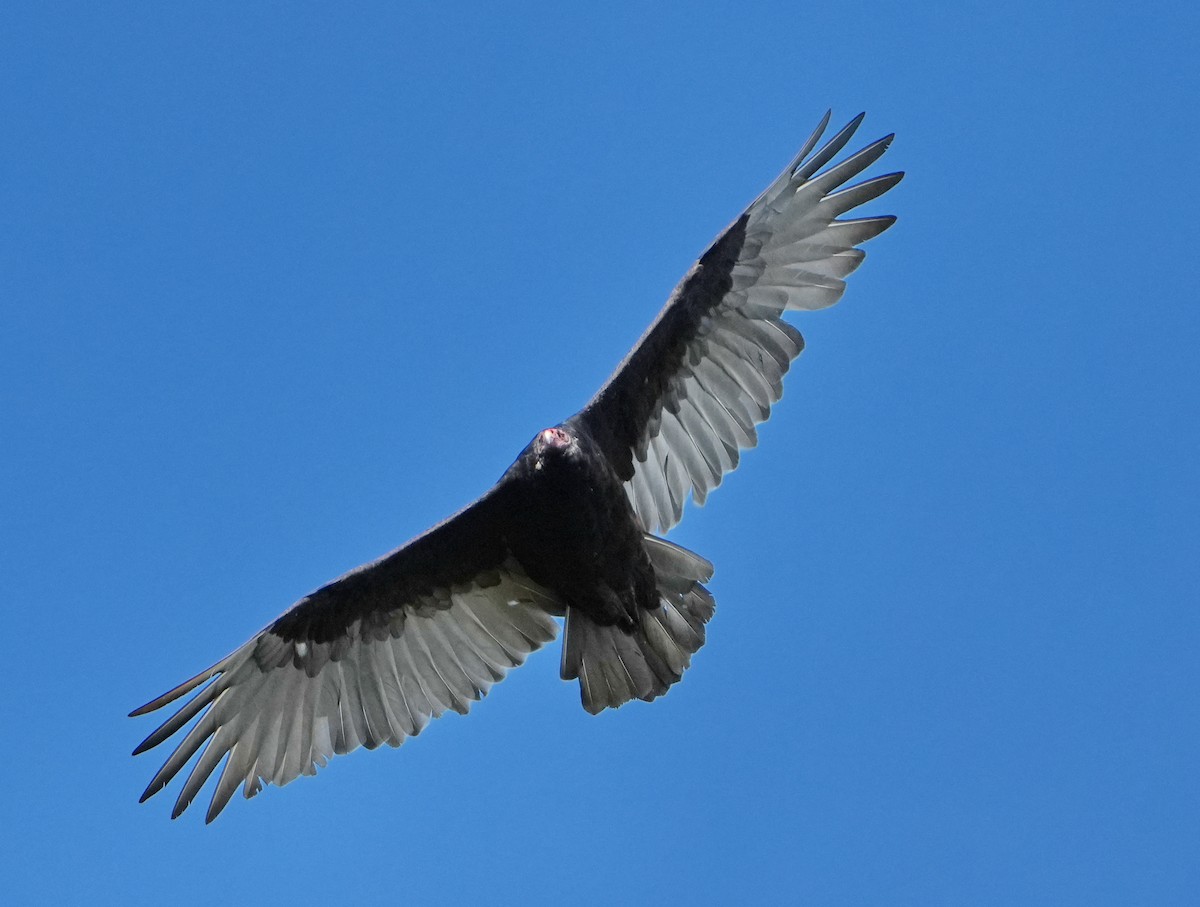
132;111;903;822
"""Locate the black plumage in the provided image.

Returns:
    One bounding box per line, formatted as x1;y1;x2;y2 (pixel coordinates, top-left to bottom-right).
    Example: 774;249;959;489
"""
132;111;903;821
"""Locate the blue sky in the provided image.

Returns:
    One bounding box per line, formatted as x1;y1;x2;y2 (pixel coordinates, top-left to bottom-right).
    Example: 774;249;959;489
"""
2;3;1197;904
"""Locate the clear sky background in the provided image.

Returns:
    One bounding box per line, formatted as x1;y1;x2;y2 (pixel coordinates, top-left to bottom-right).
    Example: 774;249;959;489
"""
2;3;1197;905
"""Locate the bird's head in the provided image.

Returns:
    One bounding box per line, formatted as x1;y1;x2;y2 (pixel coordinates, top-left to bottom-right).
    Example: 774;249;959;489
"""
538;427;572;449
532;426;577;470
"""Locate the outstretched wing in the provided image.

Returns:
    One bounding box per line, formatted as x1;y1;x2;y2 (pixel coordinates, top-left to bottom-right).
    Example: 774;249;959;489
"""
578;112;902;533
131;485;559;822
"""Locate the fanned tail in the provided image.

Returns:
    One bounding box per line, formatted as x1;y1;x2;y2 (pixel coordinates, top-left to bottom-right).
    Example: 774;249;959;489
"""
561;535;715;714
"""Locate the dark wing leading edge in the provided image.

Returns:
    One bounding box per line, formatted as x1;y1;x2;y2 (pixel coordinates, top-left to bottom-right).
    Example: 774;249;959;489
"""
578;112;903;533
131;485;559;823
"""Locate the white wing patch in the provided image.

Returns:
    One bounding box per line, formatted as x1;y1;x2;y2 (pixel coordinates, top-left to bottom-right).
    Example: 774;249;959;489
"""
625;113;901;532
133;577;558;822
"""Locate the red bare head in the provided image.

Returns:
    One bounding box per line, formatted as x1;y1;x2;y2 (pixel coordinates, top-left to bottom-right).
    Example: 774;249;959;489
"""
539;427;571;449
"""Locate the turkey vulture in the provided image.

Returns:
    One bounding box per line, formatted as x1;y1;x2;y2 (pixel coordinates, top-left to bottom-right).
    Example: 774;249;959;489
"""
132;111;903;822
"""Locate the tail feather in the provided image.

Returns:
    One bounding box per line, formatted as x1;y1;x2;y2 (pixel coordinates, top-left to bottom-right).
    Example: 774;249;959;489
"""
562;535;716;715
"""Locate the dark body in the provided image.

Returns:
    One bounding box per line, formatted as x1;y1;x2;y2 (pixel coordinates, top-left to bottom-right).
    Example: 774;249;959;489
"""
502;424;658;630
